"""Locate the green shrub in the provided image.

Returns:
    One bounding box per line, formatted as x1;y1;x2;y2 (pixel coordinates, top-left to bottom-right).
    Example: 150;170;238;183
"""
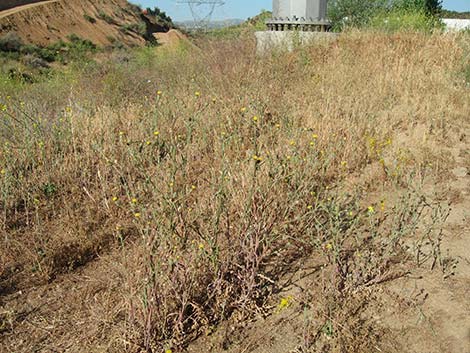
0;32;23;52
328;0;442;31
328;0;389;30
369;9;442;32
83;14;97;24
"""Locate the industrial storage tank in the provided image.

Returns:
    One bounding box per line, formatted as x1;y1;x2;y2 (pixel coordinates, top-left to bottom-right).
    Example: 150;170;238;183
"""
268;0;330;31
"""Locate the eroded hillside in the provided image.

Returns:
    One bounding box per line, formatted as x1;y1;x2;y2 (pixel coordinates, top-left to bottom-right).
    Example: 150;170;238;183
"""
0;0;163;47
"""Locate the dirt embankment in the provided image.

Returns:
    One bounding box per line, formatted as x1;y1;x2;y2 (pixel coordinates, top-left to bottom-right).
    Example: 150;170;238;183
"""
0;0;149;47
0;0;45;12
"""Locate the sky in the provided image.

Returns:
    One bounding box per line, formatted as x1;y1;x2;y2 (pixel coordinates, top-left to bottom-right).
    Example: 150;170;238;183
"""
130;1;470;21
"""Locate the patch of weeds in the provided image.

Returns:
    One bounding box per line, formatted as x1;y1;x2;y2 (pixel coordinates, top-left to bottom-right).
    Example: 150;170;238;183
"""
42;182;57;198
98;10;117;25
83;13;97;24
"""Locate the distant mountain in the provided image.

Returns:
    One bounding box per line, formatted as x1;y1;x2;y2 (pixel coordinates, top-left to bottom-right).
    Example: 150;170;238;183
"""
176;18;244;29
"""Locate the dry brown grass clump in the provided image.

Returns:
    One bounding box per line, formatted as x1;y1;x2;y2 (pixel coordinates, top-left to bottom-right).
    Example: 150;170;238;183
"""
0;31;469;351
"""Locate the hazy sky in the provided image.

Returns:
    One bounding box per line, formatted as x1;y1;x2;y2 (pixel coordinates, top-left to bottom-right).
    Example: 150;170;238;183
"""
131;1;470;21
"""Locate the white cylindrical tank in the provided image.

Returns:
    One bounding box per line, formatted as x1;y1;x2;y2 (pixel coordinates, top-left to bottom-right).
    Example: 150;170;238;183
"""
272;0;328;21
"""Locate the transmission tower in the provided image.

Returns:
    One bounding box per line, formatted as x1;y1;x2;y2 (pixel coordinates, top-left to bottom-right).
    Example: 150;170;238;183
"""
176;0;225;29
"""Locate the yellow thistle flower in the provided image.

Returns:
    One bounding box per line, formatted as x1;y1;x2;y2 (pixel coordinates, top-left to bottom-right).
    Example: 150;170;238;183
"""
278;296;293;311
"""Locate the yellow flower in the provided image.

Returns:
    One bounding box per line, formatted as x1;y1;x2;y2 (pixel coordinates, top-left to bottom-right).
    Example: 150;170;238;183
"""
367;206;375;214
169;182;174;187
146;141;151;145
212;97;216;103
195;91;200;97
119;131;125;136
157;90;162;96
341;161;347;167
153;131;160;136
348;211;353;217
65;106;72;113
134;212;141;218
380;199;386;212
312;134;318;139
0;169;5;175
252;116;258;122
240;107;246;113
289;140;296;146
0;104;7;111
278;296;293;311
307;205;313;210
165;350;173;353
191;185;197;190
112;196;118;202
275;123;281;129
198;243;204;250
131;198;138;204
252;155;262;162
310;141;315;146
325;243;333;250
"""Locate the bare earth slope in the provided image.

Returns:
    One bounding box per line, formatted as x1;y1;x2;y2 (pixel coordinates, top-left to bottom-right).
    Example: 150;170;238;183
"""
0;0;146;46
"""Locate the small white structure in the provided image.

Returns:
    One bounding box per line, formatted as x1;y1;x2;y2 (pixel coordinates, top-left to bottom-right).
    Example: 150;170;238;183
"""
442;19;470;32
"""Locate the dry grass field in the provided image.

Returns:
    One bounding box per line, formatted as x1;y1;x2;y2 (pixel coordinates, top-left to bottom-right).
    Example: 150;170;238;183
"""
0;30;469;352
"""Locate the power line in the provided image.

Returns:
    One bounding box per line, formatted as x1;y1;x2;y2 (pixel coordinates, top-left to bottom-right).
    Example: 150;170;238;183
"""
175;0;225;28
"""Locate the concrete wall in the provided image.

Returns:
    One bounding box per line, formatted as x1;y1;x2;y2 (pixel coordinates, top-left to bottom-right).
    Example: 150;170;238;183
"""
0;0;45;12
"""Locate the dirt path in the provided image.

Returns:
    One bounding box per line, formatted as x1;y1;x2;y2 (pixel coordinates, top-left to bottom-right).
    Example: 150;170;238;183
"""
0;0;59;19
